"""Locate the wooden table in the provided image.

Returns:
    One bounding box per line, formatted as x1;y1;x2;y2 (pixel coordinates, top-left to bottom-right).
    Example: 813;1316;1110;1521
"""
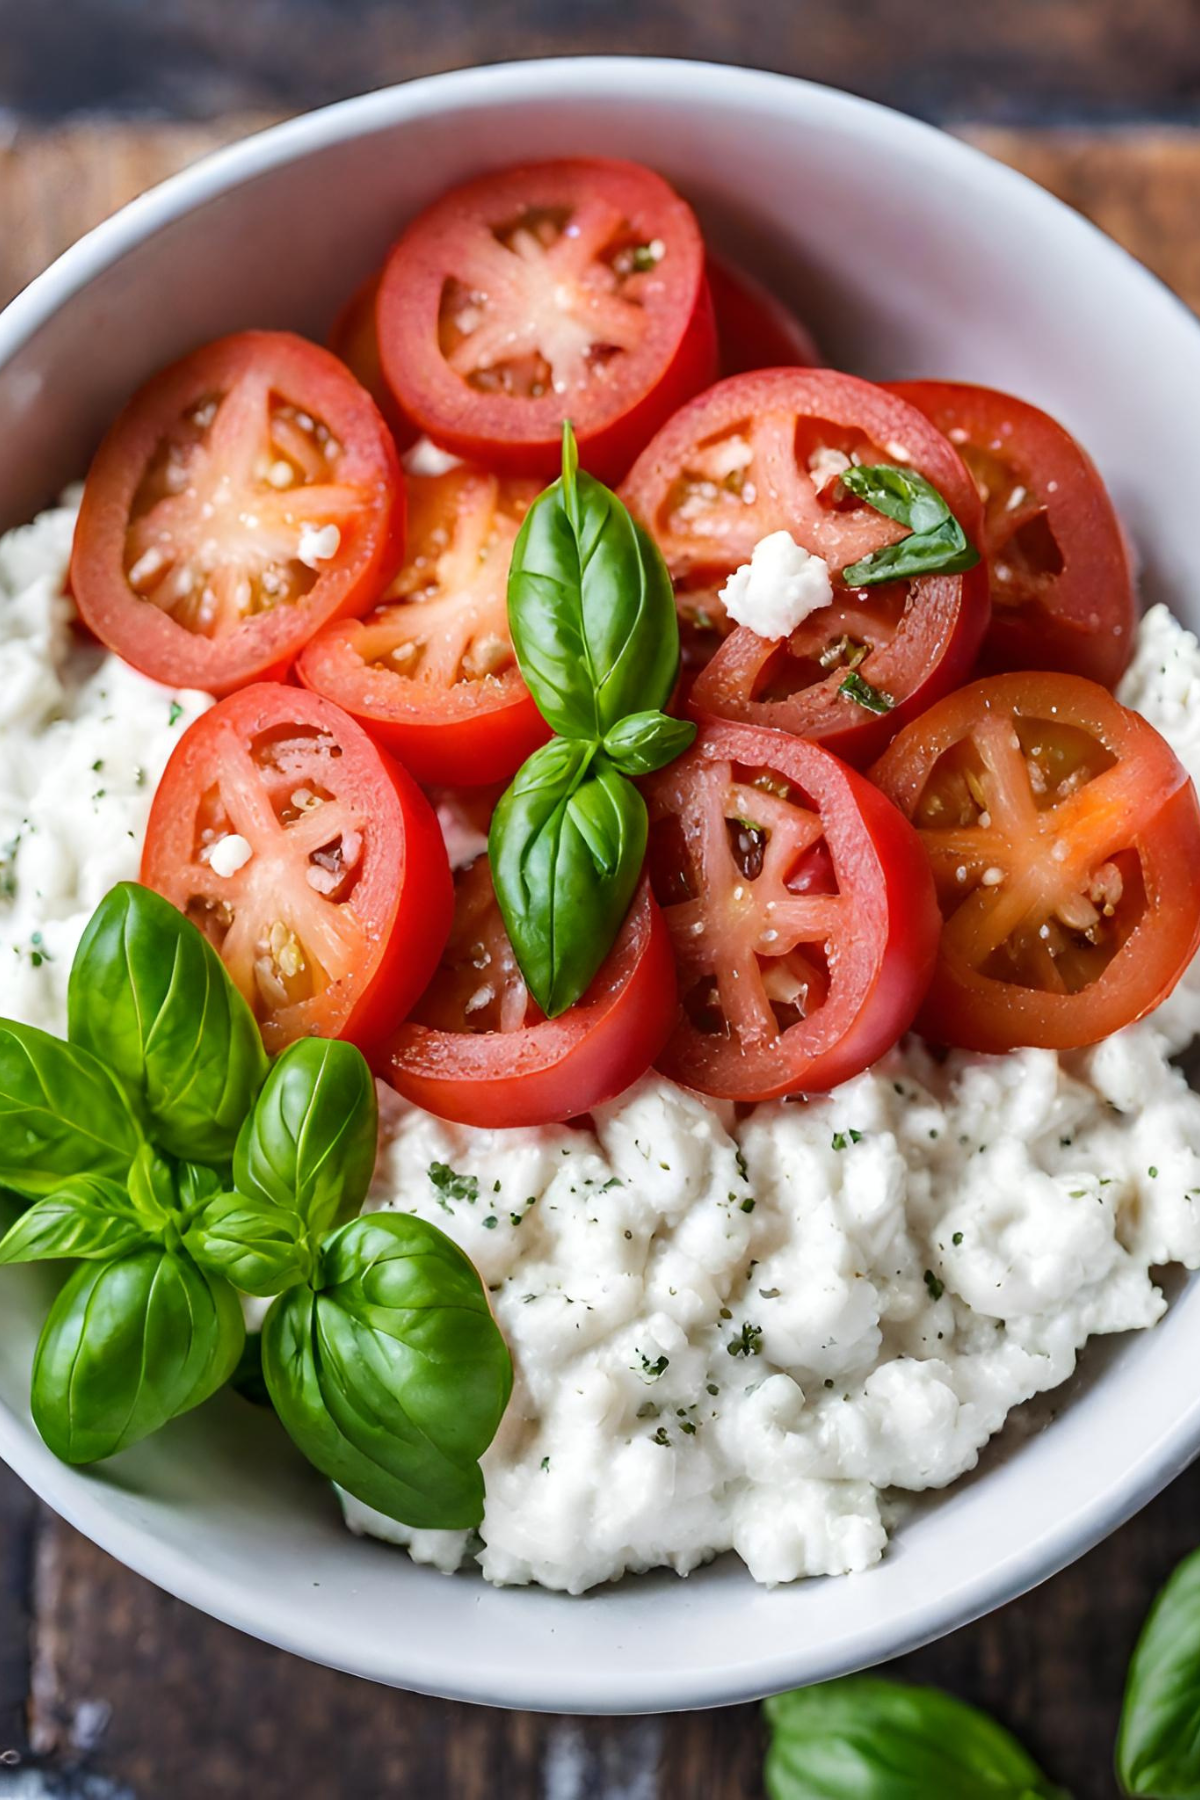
1;119;1198;1800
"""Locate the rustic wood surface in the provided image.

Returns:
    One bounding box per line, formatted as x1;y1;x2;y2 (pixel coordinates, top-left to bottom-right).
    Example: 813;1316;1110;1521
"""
0;117;1199;1799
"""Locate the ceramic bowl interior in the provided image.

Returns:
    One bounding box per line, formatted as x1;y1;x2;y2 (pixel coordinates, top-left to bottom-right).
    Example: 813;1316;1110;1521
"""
2;57;1200;1713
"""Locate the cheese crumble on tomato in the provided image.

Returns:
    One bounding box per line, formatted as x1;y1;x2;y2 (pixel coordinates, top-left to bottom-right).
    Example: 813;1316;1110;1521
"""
719;530;834;639
9;498;1200;1592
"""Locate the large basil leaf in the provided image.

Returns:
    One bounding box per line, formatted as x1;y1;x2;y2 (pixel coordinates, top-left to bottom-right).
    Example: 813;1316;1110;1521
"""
184;1192;311;1297
507;424;679;740
31;1248;244;1464
232;1038;378;1239
0;1176;149;1265
1118;1546;1200;1796
839;464;980;587
68;883;269;1164
489;739;646;1017
262;1212;512;1529
0;1022;143;1200
603;709;697;777
764;1678;1068;1799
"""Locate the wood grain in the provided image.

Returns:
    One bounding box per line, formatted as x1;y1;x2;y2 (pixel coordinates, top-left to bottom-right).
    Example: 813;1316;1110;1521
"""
0;118;1197;1800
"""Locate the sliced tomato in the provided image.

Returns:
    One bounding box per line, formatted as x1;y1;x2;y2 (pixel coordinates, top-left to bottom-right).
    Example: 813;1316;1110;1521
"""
328;271;417;447
377;158;717;482
297;463;549;785
707;254;821;375
870;672;1200;1051
622;368;988;758
141;683;452;1054
891;380;1137;687
643;720;940;1100
385;864;677;1128
71;331;404;696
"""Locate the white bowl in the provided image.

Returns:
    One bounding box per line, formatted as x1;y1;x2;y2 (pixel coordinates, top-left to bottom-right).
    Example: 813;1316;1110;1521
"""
3;57;1200;1715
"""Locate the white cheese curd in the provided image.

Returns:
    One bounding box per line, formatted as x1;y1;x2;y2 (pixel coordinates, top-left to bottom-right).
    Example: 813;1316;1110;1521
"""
402;436;464;478
206;833;253;879
296;521;340;568
719;531;834;639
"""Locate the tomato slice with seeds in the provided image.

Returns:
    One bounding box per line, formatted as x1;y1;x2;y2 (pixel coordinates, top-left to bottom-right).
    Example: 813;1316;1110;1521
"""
385;862;677;1128
71;332;404;697
891;381;1137;688
327;271;417;447
870;672;1200;1051
297;463;550;785
622;369;988;757
141;683;452;1054
644;720;940;1101
707;254;821;376
377;158;717;482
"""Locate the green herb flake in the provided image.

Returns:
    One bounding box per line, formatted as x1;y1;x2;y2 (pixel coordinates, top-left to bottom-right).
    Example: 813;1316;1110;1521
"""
428;1161;479;1206
924;1269;945;1302
482;1215;498;1230
636;1352;669;1382
838;671;895;714
952;1231;964;1247
167;700;184;727
727;1321;763;1359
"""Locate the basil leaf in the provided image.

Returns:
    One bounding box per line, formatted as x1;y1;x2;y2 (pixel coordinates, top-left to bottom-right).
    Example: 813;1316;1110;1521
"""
262;1212;512;1529
184;1193;311;1297
764;1678;1069;1800
31;1248;244;1464
490;740;646;1017
177;1160;225;1214
0;1021;143;1199
0;1177;149;1265
603;710;697;777
126;1143;178;1228
1117;1545;1200;1796
233;1038;378;1239
507;423;679;739
839;464;980;587
68;883;269;1165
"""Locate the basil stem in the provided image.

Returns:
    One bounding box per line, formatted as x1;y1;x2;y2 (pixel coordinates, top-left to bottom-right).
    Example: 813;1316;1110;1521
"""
1117;1546;1200;1796
839;464;980;587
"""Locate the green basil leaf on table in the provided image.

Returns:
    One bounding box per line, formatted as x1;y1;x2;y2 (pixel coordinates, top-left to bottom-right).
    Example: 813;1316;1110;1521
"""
839;464;981;587
0;1021;143;1200
764;1677;1069;1800
233;1038;378;1239
489;739;646;1017
262;1212;512;1529
0;1176;149;1265
31;1247;244;1464
603;709;697;777
507;422;679;739
184;1192;312;1297
68;882;269;1165
1117;1544;1200;1797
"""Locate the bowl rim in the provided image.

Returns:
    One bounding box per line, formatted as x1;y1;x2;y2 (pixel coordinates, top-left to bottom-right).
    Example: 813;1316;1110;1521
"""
3;54;1200;1714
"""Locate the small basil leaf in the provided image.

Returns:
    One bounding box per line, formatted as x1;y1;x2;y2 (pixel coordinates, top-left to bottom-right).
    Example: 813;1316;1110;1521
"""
68;883;269;1165
603;710;697;777
126;1143;178;1228
184;1193;311;1297
177;1161;226;1215
233;1038;378;1238
0;1021;143;1200
263;1212;512;1529
0;1178;149;1265
1117;1545;1200;1796
764;1678;1069;1800
839;464;980;587
507;423;679;739
490;741;646;1017
31;1248;244;1464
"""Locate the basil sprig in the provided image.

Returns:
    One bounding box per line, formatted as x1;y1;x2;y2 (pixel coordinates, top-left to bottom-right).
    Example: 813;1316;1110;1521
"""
839;464;980;587
765;1677;1069;1799
1117;1545;1200;1796
494;423;695;1016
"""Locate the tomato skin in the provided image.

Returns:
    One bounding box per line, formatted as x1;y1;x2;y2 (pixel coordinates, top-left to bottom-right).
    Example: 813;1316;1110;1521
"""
385;876;678;1128
377;158;718;483
890;380;1137;688
871;672;1200;1052
328;271;417;448
707;254;821;375
141;683;452;1054
299;680;550;788
645;721;941;1101
71;331;405;697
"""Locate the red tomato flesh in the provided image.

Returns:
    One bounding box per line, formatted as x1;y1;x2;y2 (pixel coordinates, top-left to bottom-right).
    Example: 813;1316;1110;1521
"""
71;331;404;697
377;158;717;482
644;720;940;1100
385;864;677;1128
891;381;1137;688
870;671;1200;1051
298;463;550;786
141;683;452;1054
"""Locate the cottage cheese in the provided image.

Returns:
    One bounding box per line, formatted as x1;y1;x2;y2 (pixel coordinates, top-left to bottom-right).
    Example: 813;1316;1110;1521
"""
719;531;834;639
8;498;1200;1594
